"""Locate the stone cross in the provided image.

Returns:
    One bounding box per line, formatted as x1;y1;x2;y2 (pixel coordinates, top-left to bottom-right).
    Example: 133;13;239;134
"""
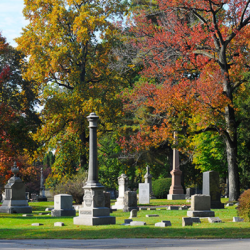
167;132;185;200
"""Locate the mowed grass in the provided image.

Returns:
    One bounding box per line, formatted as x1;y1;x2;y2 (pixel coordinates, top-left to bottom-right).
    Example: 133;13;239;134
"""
0;199;249;239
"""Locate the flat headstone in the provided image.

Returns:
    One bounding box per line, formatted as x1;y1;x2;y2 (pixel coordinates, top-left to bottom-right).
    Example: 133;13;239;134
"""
45;208;53;211
157;208;166;210
233;217;244;222
182;217;193;226
32;223;43;226
208;217;222;223
139;207;147;210
155;221;172;227
139;183;150;204
130;221;146;226
191;217;201;223
179;205;189;210
168;206;179;210
226;203;234;207
146;214;159;217
22;214;33;217
124;219;133;224
129;209;137;218
187;210;215;217
54;222;64;227
147;207;156;210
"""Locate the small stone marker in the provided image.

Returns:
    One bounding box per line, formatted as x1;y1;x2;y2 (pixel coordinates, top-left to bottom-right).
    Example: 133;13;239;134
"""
157;208;166;210
146;214;159;217
147;207;156;210
123;191;138;212
129;209;137;218
39;212;47;215
54;222;64;227
51;194;76;217
45;208;53;211
182;217;193;227
226;203;234;207
32;223;43;226
179;205;188;210
139;207;147;210
168;206;179;210
233;217;244;222
130;221;146;226
155;220;172;227
208;217;222;223
22;214;33;217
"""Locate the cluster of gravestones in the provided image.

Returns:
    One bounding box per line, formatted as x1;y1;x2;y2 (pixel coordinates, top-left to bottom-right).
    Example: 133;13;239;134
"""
0;113;244;226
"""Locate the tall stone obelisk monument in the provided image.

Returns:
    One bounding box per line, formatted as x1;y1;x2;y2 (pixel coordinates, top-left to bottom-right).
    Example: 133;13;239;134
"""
167;132;185;200
73;112;116;225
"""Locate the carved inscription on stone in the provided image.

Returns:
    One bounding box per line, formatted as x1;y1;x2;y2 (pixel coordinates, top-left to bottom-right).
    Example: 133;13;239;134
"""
84;190;92;207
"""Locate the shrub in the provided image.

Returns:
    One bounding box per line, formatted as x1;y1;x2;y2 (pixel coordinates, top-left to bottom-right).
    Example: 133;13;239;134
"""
51;171;87;204
152;178;172;199
238;189;250;221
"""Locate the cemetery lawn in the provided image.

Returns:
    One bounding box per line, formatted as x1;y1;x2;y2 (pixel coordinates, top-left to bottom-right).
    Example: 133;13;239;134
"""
0;199;249;239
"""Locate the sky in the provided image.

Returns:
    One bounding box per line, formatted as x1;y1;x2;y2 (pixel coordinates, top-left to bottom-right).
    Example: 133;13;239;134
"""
0;0;27;47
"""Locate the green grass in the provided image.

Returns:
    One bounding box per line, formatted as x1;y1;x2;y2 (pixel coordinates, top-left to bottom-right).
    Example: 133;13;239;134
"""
0;199;249;239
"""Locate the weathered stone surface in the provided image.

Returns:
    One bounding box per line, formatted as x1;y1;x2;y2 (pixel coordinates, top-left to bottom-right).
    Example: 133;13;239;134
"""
147;207;156;210
51;194;76;217
124;219;133;224
103;191;111;209
208;217;222;223
129;209;137;218
167;194;185;200
139;183;150;204
54;222;64;227
167;206;179;210
187;210;215;217
0;163;32;214
191;195;211;211
139;207;147;210
32;223;43;226
39;212;47;215
203;171;224;209
155;221;172;227
226;203;234;207
123;191;138;212
233;217;244;222
130;221;146;226
144;166;155;199
182;217;193;226
146;214;159;217
22;214;33;217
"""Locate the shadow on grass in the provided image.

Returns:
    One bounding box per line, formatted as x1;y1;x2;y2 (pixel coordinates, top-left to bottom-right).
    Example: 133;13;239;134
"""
0;226;249;239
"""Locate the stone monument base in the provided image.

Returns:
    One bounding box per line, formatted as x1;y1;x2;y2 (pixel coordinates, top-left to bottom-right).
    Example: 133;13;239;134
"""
0;200;32;214
74;207;116;226
187;210;215;217
51;209;76;217
167;194;185;200
111;197;125;210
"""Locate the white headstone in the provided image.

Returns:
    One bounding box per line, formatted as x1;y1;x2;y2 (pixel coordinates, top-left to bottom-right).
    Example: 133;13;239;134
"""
139;183;150;204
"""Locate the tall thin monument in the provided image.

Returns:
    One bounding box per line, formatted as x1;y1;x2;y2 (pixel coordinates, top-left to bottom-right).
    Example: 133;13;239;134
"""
167;132;185;200
73;112;116;225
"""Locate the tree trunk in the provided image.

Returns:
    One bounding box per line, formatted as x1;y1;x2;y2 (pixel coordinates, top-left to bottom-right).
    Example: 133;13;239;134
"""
223;105;240;201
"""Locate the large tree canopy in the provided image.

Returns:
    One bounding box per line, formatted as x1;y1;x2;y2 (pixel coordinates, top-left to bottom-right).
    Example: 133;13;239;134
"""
122;0;250;201
16;0;129;183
